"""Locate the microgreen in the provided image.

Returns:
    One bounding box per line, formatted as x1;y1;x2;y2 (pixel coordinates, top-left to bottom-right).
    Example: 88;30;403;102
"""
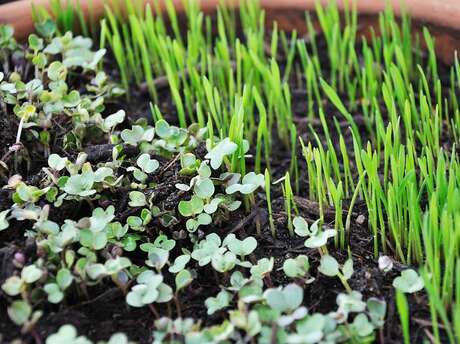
1;0;459;340
126;270;173;307
263;283;304;314
283;255;311;280
392;269;424;293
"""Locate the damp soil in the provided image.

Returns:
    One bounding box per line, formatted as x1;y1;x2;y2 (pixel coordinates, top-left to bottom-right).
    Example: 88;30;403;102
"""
0;16;452;344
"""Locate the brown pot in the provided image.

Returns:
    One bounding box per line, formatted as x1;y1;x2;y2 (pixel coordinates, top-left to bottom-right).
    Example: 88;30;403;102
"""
0;0;459;63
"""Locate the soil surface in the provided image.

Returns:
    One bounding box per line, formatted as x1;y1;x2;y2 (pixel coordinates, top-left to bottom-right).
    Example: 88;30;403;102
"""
0;15;451;344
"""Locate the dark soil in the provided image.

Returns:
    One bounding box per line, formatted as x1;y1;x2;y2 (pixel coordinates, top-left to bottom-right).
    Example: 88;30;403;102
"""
0;15;451;344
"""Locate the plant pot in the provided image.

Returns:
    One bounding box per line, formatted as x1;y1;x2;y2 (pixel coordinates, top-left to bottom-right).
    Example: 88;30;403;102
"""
1;0;460;63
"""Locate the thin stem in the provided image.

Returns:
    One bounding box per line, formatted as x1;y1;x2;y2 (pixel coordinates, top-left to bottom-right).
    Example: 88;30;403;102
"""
174;295;182;318
148;304;160;319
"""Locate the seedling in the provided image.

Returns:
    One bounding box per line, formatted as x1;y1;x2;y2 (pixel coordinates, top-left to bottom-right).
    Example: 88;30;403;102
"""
318;255;354;293
282;255;312;282
206;289;232;315
1;0;459;340
126;270;173;315
392;269;424;293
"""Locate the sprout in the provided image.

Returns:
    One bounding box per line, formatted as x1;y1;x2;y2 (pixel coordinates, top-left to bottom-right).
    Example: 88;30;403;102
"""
205;289;232;315
0;209;9;231
8;300;32;326
128;191;147;207
318;256;353;293
318;255;339;277
45;325;92;344
63;172;96;197
282;255;310;279
102;110;125;132
225;234;257;258
350;313;374;337
178;196;204;217
44;268;73;303
263;283;304;314
392;269;424;293
89;206;115;232
136;153;159;174
168;254;191;274
86;256;131;280
230;309;262;337
186;213;212;232
287;313;330;344
211;250;237;273
146;247;169;271
203;197;224;214
21;264;43;283
293;217;336;248
333;291;366;322
367;298;387;328
175;269;193;292
205;138;237;169
48;154;68;171
250;257;274;279
191;233;222;266
121;125;154;145
194;178;215;199
126;270;173;307
225;172;265;195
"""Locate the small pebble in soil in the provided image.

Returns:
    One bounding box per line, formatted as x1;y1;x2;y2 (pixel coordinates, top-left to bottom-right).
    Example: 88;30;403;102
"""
12;252;25;268
356;214;366;225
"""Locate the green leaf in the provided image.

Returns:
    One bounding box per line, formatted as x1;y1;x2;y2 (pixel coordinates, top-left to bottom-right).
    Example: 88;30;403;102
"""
226;172;265;195
367;297;387;328
7;301;31;325
194;178;215;199
21;264;43;283
392;269;424;293
48;154;68;171
318;255;339;277
136;153;159;174
282;255;310;278
103;110;125;131
175;269;193;292
205;289;232;315
44;283;64;303
1;276;23;296
47;61;67;81
63;173;95;197
250;257;274;278
205;138;237;169
121;125;154;145
35;19;56;38
342;259;354;280
89;206;115;232
56;268;73;290
351;313;374;337
46;324;92;344
264;283;303;313
128;191;147;207
211;251;237;273
0;209;10;231
169;255;190;273
204;197;223;214
293;217;310;237
28;34;43;50
227;235;257;257
155;119;173;138
304;229;336;248
178;196;204;217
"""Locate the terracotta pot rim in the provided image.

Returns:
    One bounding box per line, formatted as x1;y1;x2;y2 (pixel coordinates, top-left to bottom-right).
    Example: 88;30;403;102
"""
1;0;460;39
